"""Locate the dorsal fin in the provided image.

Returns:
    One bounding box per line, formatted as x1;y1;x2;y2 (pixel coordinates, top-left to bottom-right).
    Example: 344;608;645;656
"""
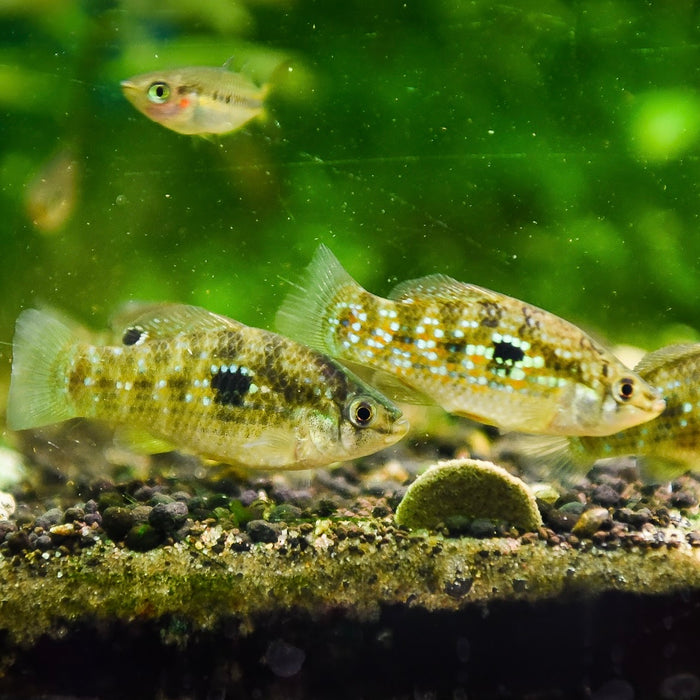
388;275;501;304
275;244;364;355
634;343;700;375
111;303;243;342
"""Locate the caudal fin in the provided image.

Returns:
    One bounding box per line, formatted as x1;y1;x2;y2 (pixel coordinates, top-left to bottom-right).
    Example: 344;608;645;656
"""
6;309;78;430
275;245;362;355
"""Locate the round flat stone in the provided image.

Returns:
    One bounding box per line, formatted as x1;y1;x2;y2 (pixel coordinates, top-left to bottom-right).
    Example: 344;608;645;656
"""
395;458;542;532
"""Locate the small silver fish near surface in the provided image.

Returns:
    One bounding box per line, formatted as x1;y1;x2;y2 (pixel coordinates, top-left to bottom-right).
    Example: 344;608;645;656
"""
121;63;275;136
6;304;408;470
276;245;665;437
565;343;700;477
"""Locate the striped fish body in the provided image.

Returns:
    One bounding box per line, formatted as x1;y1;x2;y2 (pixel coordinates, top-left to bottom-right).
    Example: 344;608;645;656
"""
276;246;665;437
121;66;269;135
7;305;407;469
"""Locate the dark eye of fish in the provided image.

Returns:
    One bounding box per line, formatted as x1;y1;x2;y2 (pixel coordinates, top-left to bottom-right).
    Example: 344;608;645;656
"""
615;378;635;402
348;398;376;427
147;82;171;104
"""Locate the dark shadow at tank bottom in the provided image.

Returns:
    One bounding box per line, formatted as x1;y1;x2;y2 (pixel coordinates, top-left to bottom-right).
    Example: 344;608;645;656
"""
1;589;699;700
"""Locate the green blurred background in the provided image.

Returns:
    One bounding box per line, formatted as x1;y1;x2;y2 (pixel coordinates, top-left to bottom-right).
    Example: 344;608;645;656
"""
1;0;700;396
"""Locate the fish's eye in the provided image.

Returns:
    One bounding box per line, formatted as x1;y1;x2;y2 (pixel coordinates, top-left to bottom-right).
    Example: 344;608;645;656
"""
147;82;170;104
348;398;376;428
614;377;635;403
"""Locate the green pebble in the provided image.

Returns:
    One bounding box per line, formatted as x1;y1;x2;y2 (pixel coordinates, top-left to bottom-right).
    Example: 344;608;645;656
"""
395;459;543;533
125;524;162;552
101;507;134;542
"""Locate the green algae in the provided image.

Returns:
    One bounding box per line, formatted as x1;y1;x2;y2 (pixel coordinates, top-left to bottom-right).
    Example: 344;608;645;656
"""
395;459;543;532
2;519;700;648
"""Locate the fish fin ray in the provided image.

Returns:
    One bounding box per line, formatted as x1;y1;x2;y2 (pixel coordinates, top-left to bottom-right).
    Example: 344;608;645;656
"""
111;303;244;341
634;343;700;375
7;309;78;430
501;434;590;480
388;275;500;304
638;456;691;482
240;430;296;467
114;426;177;455
275;245;363;354
352;366;435;405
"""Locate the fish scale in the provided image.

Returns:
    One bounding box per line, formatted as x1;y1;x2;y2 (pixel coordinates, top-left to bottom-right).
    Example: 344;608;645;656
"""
276;245;665;437
7;304;408;470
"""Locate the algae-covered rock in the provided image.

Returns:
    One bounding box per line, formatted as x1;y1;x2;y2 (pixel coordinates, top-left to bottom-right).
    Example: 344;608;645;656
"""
395;458;543;532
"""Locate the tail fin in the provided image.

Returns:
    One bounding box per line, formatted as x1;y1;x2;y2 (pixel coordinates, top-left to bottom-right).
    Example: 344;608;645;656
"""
7;309;78;430
275;244;362;355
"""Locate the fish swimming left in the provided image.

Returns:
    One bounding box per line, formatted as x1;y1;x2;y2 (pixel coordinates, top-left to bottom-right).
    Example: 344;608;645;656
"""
276;245;665;437
6;304;408;470
120;64;271;135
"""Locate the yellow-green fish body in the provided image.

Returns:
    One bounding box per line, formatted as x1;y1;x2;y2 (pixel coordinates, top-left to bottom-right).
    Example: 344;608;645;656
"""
276;246;664;437
569;344;700;471
7;305;408;469
121;65;269;135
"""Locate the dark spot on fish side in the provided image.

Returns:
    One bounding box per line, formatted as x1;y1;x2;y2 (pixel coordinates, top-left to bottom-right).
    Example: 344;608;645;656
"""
493;341;525;366
225;95;231;103
211;366;252;407
122;327;143;346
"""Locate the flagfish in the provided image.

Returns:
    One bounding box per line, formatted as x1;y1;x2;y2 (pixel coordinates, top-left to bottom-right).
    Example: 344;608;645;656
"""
564;344;700;475
276;246;665;437
6;304;408;470
120;65;271;135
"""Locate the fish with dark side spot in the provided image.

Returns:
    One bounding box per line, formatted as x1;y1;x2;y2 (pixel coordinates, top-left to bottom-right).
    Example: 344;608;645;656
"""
276;246;665;437
6;304;407;469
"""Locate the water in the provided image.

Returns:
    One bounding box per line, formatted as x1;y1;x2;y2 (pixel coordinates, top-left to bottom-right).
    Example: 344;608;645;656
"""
2;4;700;696
2;1;699;373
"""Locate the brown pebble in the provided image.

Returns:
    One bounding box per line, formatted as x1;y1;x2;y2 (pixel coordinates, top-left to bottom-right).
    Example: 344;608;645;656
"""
572;507;611;538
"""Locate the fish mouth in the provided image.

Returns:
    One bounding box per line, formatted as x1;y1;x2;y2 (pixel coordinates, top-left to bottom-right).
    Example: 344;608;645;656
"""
386;416;410;443
651;396;667;414
120;80;137;93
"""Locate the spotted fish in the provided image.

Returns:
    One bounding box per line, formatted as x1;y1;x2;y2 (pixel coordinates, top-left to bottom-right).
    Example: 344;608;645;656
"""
276;246;665;437
6;304;408;469
564;343;700;475
120;64;272;136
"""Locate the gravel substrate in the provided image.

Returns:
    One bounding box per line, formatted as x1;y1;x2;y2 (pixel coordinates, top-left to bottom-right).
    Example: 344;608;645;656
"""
1;418;699;698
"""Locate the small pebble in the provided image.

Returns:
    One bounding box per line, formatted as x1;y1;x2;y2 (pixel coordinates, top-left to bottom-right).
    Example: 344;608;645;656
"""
101;507;135;542
591;484;621;507
63;506;85;523
131;505;153;524
670;491;698;509
572;507;611;538
268;504;302;523
149;502;188;532
444;577;473;598
6;530;30;553
246;520;280;544
125;524;162;552
35;507;63;530
149;492;175;506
